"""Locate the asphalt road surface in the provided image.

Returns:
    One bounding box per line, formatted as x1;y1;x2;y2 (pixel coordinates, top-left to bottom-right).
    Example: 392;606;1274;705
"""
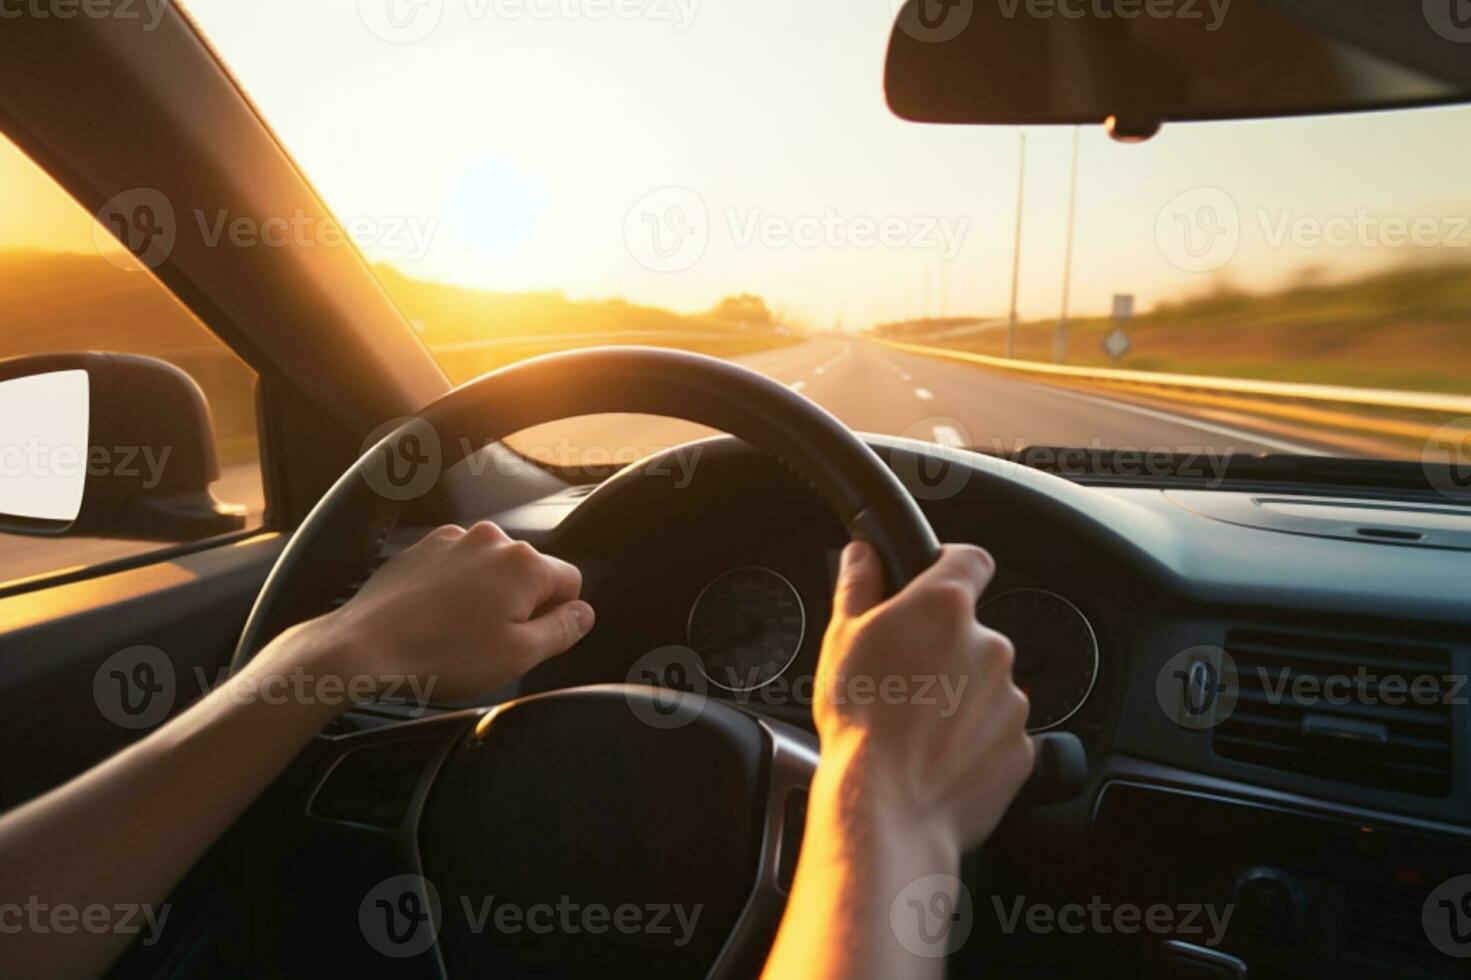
2;336;1348;587
507;336;1336;467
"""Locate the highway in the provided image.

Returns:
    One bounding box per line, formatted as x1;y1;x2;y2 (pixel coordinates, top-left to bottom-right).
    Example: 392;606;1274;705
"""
506;336;1342;468
0;336;1366;587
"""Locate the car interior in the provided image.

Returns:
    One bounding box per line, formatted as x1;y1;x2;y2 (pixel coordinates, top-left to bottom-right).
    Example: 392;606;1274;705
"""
1;1;1469;978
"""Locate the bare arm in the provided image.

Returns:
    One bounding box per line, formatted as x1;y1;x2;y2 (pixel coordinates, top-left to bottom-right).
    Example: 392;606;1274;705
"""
762;542;1034;980
0;521;593;980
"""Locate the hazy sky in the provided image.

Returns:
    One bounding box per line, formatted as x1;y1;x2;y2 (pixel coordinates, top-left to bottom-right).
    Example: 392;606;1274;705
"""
7;0;1471;329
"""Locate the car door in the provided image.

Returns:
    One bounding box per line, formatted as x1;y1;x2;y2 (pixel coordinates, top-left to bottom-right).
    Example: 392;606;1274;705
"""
0;131;285;812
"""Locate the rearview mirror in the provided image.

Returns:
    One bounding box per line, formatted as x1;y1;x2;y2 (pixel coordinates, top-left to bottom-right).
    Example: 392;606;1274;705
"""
884;0;1471;136
0;353;247;541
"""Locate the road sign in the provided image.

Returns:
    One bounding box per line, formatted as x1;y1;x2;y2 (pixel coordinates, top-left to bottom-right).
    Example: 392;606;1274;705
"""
1112;293;1135;321
1103;327;1132;361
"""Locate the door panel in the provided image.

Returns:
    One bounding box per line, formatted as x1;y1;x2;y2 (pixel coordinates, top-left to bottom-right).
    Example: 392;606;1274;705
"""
0;534;284;809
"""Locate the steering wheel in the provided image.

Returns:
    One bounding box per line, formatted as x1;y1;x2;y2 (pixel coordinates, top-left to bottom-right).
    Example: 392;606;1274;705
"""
228;347;943;976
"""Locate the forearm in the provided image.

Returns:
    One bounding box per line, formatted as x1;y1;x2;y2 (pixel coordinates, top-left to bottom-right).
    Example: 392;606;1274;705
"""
0;622;345;980
762;742;961;980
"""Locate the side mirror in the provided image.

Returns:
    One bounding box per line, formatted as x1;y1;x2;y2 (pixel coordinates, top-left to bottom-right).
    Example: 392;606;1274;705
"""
0;353;247;541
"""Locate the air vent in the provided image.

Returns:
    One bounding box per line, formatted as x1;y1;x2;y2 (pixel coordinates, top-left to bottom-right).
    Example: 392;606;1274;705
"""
1214;630;1455;797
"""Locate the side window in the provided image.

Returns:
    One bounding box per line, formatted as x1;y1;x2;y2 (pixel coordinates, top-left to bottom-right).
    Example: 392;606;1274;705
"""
0;134;264;587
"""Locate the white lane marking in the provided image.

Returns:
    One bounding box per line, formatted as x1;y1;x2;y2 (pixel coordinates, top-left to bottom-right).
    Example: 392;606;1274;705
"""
809;348;848;376
932;424;966;448
1035;384;1321;455
789;381;807;393
900;373;911;382
915;388;934;401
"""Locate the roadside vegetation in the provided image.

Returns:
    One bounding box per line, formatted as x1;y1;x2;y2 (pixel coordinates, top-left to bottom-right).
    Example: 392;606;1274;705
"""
373;265;799;382
873;262;1471;395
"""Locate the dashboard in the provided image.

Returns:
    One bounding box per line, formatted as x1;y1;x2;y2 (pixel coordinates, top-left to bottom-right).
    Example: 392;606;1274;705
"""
394;433;1471;978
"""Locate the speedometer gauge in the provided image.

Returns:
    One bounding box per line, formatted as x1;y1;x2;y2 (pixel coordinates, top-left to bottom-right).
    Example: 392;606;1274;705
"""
687;567;806;692
977;588;1099;731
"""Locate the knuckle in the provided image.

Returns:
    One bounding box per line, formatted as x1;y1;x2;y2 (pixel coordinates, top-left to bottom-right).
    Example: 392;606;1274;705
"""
504;539;541;566
429;523;464;541
465;519;506;542
1007;683;1031;726
923;581;977;622
980;628;1016;671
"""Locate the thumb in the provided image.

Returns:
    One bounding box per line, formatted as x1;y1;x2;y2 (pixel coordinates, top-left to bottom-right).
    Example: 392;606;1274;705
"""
834;540;884;618
517;599;596;662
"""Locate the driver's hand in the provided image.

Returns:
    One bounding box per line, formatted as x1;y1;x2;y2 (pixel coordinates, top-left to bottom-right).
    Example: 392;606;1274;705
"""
306;521;594;702
813;541;1033;849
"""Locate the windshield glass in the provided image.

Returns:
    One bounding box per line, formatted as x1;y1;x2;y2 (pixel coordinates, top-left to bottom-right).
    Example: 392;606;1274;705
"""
185;0;1471;480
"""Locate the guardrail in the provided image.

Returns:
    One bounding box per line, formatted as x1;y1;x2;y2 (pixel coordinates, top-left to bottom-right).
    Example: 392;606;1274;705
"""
874;338;1471;418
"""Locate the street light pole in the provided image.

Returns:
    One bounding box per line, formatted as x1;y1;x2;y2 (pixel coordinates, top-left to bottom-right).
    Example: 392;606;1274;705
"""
1056;126;1080;364
1006;131;1027;360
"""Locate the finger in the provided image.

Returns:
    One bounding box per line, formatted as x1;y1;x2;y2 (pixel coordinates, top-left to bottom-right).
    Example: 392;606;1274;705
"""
516;599;595;662
463;519;510;543
896;543;995;609
834;540;884;617
528;552;583;611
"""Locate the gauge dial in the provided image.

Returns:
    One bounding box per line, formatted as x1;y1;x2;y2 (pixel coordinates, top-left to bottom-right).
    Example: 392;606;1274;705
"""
687;566;806;692
977;588;1099;731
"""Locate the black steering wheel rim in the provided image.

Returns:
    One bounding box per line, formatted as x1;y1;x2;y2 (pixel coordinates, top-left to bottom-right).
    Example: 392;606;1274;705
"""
231;345;939;673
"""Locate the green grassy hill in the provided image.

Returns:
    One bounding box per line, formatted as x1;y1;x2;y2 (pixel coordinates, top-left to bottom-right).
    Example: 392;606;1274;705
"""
874;263;1471;394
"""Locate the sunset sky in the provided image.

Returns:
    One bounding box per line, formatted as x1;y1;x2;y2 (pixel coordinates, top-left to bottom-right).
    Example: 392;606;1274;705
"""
5;0;1470;330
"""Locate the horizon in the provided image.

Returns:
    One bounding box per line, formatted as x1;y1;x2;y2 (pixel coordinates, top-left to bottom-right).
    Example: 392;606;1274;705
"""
2;0;1466;332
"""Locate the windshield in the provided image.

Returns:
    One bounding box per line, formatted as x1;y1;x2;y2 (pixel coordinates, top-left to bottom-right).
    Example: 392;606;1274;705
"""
186;0;1471;482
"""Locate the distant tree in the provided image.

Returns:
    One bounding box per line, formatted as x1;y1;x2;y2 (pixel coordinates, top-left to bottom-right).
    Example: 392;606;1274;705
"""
708;293;777;329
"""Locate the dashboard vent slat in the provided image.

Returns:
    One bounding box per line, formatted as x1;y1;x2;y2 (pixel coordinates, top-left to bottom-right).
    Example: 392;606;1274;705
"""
1214;629;1455;797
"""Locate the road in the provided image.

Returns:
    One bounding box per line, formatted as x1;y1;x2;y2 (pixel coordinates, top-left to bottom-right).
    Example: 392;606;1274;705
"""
506;335;1335;468
1;336;1350;587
